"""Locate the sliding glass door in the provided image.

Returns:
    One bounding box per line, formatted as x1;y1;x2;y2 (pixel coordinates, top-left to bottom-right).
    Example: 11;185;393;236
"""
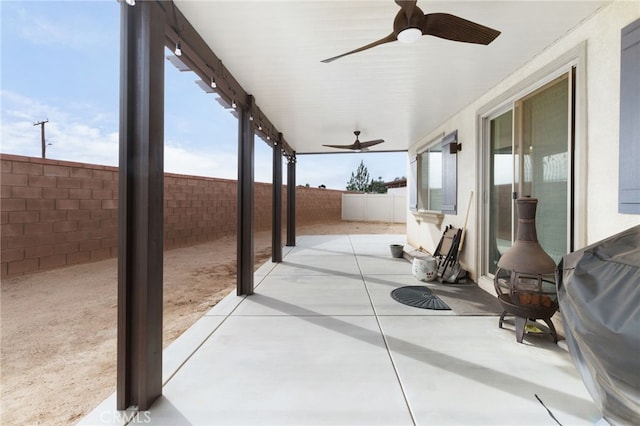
486;73;572;275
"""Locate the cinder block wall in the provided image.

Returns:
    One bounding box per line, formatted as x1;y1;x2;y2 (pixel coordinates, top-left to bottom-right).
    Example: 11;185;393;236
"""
1;154;343;277
297;185;343;224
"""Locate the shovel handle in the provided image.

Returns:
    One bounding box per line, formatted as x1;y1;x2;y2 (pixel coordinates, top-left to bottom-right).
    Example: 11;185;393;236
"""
458;191;473;253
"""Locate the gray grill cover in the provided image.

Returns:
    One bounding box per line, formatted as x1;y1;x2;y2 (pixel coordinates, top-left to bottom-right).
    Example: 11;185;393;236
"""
557;225;640;425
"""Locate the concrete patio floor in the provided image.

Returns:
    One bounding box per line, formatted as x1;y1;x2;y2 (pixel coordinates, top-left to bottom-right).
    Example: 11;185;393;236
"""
82;234;601;425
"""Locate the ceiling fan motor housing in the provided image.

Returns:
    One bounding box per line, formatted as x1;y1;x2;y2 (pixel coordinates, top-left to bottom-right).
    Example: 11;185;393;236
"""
394;5;425;37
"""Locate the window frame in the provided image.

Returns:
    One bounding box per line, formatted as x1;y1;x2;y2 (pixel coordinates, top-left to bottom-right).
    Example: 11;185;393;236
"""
619;18;640;214
413;130;458;215
417;143;442;212
440;130;458;215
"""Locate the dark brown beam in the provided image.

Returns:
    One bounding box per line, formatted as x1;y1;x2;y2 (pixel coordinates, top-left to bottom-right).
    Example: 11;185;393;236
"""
164;4;246;111
117;0;165;411
272;134;283;262
237;95;255;295
286;154;296;247
163;2;296;157
251;108;293;157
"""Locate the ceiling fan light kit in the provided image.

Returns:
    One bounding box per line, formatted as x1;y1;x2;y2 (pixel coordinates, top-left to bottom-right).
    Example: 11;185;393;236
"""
397;27;422;43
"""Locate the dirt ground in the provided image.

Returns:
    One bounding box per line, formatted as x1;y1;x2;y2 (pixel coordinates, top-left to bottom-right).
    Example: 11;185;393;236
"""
0;221;405;425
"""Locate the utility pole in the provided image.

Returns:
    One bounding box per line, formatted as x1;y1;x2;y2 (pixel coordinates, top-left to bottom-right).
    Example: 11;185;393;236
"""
33;119;49;158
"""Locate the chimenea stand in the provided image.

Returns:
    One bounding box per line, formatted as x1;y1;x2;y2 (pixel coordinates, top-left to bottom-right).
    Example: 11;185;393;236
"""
494;197;559;343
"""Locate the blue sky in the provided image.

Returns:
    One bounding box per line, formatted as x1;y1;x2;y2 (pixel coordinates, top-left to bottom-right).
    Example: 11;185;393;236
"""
0;0;407;189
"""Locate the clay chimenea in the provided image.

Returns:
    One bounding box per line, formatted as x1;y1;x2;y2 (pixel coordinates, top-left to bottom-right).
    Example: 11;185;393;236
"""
494;197;559;343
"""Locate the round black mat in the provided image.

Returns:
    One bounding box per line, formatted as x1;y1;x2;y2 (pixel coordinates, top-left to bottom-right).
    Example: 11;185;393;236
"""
390;286;451;310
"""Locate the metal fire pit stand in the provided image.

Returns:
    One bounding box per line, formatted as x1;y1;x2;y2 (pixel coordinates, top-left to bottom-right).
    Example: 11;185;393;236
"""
493;197;559;344
494;269;559;343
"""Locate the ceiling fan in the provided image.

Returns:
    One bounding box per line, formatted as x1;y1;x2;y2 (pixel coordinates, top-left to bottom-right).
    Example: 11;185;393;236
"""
321;0;501;63
323;131;385;152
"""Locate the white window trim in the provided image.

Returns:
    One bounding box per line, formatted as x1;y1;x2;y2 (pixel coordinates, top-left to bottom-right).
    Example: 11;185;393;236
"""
411;137;445;227
412;130;458;223
411;209;445;227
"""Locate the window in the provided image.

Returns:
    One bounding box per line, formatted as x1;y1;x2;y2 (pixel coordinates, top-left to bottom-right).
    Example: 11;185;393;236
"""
418;144;442;211
413;131;458;214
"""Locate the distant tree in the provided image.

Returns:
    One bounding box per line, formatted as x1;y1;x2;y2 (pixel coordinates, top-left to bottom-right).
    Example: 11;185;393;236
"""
369;176;387;194
346;161;371;192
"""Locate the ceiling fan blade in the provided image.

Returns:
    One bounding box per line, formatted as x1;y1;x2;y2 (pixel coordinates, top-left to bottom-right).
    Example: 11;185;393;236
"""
321;33;397;63
323;144;357;149
421;13;500;45
358;139;385;148
395;0;417;20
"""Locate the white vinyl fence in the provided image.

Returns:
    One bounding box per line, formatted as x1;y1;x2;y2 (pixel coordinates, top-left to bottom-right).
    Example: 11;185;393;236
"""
342;192;407;223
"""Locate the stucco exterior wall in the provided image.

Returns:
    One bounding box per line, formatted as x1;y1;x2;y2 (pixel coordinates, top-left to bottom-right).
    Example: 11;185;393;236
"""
407;0;640;282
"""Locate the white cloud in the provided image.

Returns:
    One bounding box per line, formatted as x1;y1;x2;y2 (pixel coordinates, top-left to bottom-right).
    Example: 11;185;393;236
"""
0;90;268;181
10;5;112;51
163;143;237;180
1;91;406;189
2;91;54;120
1;90;118;164
297;157;349;190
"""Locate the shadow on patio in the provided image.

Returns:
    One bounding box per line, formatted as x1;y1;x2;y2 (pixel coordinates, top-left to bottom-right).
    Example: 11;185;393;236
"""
82;234;600;425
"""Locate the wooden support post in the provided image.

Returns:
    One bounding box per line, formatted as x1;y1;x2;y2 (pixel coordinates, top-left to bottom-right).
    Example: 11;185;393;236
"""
117;0;165;411
286;154;296;247
237;96;255;295
272;134;283;262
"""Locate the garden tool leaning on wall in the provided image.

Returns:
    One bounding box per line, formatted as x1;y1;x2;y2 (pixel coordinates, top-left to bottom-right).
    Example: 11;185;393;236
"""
439;192;473;283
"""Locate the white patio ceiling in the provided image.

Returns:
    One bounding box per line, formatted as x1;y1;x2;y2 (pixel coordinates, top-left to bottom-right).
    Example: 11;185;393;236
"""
174;0;609;154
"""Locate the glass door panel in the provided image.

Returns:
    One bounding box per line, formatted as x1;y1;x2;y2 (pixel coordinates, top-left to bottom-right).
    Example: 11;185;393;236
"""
515;75;569;262
488;110;513;274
